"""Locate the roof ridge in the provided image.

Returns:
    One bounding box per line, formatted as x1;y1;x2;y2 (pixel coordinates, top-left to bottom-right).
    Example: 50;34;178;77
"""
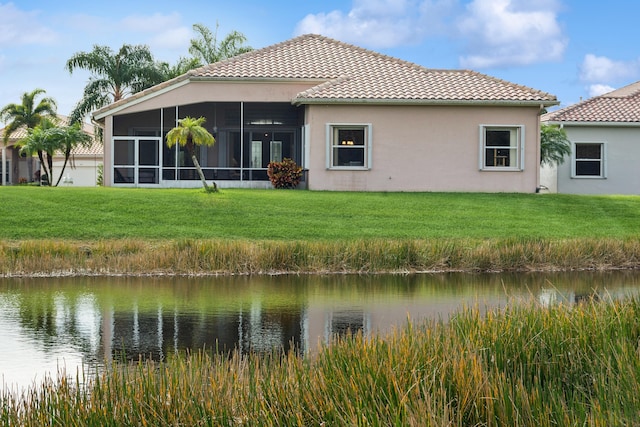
195;34;314;73
308;33;435;73
595;81;640;99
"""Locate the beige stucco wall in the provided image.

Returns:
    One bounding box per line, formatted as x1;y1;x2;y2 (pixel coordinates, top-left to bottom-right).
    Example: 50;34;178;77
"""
556;125;640;195
306;104;542;192
108;80;319;116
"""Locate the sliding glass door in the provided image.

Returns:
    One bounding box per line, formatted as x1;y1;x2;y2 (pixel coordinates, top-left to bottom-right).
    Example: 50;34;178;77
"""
112;137;161;185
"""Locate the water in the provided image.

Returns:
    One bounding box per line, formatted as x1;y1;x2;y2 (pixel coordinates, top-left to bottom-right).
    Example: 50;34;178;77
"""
2;271;640;390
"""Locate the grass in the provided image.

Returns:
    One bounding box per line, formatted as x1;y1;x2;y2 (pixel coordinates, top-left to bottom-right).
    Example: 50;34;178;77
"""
2;297;640;426
1;186;640;275
0;186;639;240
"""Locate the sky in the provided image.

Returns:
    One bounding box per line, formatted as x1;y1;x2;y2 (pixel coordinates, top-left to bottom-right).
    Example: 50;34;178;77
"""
1;0;639;125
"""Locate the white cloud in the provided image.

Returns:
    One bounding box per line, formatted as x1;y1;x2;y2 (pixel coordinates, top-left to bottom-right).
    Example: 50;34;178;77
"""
149;27;192;53
114;12;191;56
457;0;567;68
64;13;108;35
295;0;456;49
0;3;59;47
588;84;615;97
579;54;640;83
294;0;565;67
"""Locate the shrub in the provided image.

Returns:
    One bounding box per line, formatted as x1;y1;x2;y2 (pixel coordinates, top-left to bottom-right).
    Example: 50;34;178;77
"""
267;158;303;189
96;163;103;186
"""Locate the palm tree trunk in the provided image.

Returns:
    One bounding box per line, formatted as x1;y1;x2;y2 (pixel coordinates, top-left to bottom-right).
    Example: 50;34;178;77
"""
46;153;54;186
37;150;50;186
55;149;71;187
190;154;212;190
186;140;217;192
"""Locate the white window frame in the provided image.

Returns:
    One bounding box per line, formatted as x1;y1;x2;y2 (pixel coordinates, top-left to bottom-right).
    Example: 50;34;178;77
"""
326;123;372;170
479;125;524;171
571;141;607;179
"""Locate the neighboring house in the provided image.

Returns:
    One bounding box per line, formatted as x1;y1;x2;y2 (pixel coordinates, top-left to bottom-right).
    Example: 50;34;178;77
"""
0;116;101;186
93;34;558;192
542;82;640;195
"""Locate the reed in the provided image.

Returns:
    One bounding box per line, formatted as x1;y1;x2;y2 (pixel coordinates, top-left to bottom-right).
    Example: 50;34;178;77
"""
2;297;640;425
1;237;639;276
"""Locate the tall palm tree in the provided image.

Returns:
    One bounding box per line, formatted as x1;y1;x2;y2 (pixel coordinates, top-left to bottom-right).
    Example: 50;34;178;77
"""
157;56;202;80
66;44;163;123
188;22;252;65
165;116;216;191
540;124;571;166
0;89;57;145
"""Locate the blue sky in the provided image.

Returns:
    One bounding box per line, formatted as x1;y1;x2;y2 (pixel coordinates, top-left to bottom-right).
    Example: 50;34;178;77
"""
1;0;638;125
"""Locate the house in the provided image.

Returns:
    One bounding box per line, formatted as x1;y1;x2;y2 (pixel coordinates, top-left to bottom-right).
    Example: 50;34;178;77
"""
542;82;640;195
0;116;101;186
93;34;558;192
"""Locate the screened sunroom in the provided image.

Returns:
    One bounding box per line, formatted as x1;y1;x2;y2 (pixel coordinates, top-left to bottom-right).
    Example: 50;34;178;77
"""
110;102;305;188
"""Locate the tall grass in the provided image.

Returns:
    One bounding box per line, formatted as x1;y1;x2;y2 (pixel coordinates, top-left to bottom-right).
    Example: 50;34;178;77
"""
3;298;640;425
1;237;639;276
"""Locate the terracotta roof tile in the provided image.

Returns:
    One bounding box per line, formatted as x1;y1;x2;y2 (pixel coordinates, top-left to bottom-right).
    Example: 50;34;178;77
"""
193;34;557;104
94;34;557;118
1;115;101;157
543;81;640;123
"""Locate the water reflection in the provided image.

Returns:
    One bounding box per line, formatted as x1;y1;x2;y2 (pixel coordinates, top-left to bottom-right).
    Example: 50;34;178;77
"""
1;271;639;389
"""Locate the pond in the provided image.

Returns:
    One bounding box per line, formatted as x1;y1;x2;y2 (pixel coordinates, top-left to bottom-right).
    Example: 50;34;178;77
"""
2;271;640;391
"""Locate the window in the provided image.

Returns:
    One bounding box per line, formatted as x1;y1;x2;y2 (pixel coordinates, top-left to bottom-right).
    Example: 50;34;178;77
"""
572;142;606;178
480;125;523;170
327;124;372;169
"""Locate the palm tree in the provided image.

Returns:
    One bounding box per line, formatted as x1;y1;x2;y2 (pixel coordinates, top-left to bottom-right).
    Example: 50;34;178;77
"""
157;56;202;80
51;123;94;186
165;116;217;191
188;22;252;65
0;89;57;145
66;44;163;123
540;124;571;166
18;118;58;185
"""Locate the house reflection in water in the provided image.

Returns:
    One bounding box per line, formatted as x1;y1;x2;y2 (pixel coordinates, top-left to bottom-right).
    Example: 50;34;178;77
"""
4;271;640;374
103;303;306;361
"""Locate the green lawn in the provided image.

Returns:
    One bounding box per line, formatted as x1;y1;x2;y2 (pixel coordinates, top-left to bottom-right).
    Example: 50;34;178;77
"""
0;186;638;240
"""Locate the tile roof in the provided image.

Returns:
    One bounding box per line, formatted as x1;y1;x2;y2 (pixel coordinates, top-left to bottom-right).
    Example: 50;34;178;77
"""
195;35;557;104
94;34;557;118
542;81;640;123
1;115;102;157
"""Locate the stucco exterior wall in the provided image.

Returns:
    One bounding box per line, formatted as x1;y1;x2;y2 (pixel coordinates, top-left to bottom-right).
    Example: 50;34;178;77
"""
107;81;318;116
305;104;542;192
540;164;558;193
51;158;102;186
557;125;640;195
